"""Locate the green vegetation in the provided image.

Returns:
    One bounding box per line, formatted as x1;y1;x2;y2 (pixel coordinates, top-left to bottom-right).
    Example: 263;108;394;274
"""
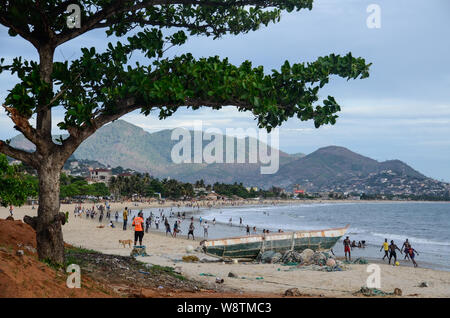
0;154;38;207
60;173;110;198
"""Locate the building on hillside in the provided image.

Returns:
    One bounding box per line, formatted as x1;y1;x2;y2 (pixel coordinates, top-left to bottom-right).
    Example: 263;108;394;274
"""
89;168;112;184
206;192;220;200
293;184;305;195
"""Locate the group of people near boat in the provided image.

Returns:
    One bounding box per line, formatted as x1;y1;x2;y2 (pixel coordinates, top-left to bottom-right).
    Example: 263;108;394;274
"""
343;236;420;267
379;238;419;267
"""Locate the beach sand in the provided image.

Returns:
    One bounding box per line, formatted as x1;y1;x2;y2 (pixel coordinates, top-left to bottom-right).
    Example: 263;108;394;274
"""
2;202;450;298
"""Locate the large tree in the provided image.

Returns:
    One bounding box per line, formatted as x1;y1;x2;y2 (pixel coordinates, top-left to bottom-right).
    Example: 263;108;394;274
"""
0;0;370;264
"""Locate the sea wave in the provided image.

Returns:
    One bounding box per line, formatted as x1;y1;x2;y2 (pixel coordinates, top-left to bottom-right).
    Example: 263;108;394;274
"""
371;232;450;246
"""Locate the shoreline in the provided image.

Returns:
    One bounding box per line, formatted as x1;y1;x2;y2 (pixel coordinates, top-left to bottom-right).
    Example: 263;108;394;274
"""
1;202;450;298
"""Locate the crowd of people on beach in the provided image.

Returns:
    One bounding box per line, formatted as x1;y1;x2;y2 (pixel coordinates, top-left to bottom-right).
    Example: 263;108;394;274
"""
71;200;425;269
72;200;273;243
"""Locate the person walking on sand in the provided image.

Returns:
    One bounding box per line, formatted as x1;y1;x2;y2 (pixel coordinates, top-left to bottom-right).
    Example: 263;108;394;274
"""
388;240;402;265
188;221;195;240
343;236;352;261
9;205;13;217
380;238;389;261
123;207;129;230
115;211;119;222
246;225;250;236
132;211;145;246
164;218;172;237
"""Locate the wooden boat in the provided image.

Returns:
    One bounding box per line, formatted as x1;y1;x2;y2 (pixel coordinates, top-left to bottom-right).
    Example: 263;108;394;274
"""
200;224;349;259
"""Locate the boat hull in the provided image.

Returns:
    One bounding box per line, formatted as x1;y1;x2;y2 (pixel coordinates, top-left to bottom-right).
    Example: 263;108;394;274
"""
201;225;349;259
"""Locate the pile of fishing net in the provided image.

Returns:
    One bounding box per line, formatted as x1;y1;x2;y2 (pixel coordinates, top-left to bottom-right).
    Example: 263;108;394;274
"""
257;249;346;272
353;286;402;297
343;257;368;265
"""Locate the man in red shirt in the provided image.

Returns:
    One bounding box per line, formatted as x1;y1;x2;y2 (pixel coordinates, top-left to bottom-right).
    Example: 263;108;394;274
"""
132;211;145;246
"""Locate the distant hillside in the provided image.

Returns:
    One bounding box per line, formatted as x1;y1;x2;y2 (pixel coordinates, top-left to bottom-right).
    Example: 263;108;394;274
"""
270;146;428;192
9;120;449;197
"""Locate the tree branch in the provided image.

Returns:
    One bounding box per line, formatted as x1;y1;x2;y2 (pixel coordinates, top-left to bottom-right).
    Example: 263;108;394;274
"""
0;140;35;167
60;97;139;160
55;0;280;45
0;16;39;48
2;104;40;146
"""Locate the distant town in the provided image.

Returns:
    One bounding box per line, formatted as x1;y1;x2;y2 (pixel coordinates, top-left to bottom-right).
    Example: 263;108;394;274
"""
10;156;448;202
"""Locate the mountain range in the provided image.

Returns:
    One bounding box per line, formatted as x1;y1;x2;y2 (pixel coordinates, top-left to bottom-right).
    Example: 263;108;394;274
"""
9;120;449;196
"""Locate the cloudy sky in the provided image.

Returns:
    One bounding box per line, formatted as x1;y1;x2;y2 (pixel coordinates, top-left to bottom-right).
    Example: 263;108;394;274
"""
1;0;449;181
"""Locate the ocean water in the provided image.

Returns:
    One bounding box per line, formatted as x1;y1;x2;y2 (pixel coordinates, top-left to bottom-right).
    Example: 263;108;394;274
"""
196;202;450;271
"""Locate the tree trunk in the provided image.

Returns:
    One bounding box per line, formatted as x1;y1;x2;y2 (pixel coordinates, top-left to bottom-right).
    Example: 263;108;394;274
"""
35;159;65;264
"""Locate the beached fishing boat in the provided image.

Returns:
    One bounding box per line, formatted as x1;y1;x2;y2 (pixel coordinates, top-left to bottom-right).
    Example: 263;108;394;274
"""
200;224;349;259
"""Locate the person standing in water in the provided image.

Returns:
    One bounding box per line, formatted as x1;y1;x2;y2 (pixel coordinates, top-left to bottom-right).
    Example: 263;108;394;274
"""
343;236;352;261
380;238;389;261
388;240;402;265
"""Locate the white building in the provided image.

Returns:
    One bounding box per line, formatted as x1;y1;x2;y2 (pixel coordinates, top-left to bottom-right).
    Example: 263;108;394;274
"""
89;168;112;184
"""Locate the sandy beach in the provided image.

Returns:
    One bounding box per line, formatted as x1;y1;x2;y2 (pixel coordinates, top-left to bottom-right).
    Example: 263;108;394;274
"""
2;202;450;298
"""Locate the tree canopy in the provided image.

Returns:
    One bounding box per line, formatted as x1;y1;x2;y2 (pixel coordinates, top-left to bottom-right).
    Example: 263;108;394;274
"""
0;1;370;171
0;0;370;264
